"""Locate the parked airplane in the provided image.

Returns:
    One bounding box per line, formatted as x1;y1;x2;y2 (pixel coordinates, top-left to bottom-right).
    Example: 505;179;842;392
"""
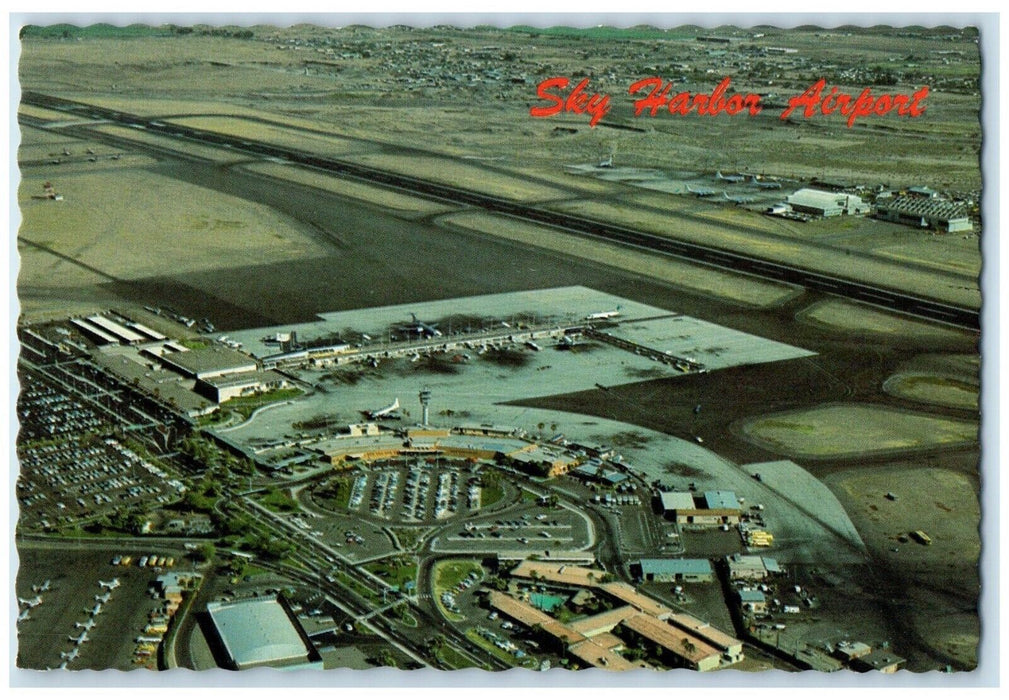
68;631;89;646
95;592;112;604
18;596;42;609
99;578;120;590
686;184;717;196
584;307;622;321
724;192;758;204
33;579;52;593
401;313;442;338
716;170;745;182
17;609;30;623
75;619;97;631
363;398;400;419
60;648;79;662
89;603;103;617
751;175;782;189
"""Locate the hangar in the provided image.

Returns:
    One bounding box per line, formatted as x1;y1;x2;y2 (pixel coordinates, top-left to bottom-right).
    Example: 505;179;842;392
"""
205;595;321;670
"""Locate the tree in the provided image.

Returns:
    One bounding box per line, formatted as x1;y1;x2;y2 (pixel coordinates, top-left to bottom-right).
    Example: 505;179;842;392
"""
193;542;216;562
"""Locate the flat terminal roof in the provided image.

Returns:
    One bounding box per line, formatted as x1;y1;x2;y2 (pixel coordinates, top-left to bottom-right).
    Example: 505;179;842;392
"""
161;345;258;375
206;596;312;669
203;369;289;389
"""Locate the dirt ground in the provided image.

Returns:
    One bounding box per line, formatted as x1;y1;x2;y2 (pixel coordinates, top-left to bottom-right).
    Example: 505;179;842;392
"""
738;403;978;459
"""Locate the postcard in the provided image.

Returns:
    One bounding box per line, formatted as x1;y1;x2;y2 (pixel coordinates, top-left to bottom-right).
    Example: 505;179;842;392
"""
12;13;990;681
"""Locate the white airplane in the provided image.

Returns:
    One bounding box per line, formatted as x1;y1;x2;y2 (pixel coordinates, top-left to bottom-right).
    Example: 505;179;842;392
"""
33;579;52;593
17;609;30;623
95;592;112;604
68;631;89;645
364;398;400;419
99;578;120;590
584;307;621;321
18;596;42;609
751;175;781;189
716;170;745;183
723;192;757;204
75;619;96;630
687;184;717;196
135;635;162;644
61;648;79;662
89;603;103;617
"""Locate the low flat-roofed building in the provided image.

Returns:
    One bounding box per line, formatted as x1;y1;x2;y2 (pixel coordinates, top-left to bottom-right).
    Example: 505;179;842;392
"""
635;558;714;583
874;195;972;232
571;463;629;485
510;446;578;477
598;582;672;619
568;639;647;671
496;550;597;565
786;188;869;217
205;596;321;670
455;423;520;437
726;553;771;580
738;588;767;614
160;345;258;380
487;590;554;630
619;614;722;671
835;640;873;660
196;369;292;403
568;605;639;637
658;490;740;525
668;612;744;662
510;560;608;588
658;491;696;515
849;649;906;673
91;352;216;417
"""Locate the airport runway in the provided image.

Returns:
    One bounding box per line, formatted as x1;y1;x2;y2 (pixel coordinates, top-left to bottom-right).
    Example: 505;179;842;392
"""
19;91;980;331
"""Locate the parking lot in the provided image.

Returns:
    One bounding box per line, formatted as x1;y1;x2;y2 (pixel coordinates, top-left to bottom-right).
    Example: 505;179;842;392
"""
16;546;183;670
430;502;592;555
341;460;484;523
17;372;186;532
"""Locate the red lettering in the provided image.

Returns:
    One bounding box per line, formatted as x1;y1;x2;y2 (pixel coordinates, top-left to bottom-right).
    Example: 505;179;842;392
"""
530;77;569;119
907;86;929;116
629;77;668;117
530;76;611;127
841;88;875;127
873;95;893;115
781;79;826;120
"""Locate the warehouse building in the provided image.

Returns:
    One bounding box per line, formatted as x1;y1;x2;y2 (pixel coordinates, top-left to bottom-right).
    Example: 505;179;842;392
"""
785;189;869;217
738;588;768;614
726;553;784;581
874;195;972;232
657;490;742;525
205;595;321;670
633;558;714;583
